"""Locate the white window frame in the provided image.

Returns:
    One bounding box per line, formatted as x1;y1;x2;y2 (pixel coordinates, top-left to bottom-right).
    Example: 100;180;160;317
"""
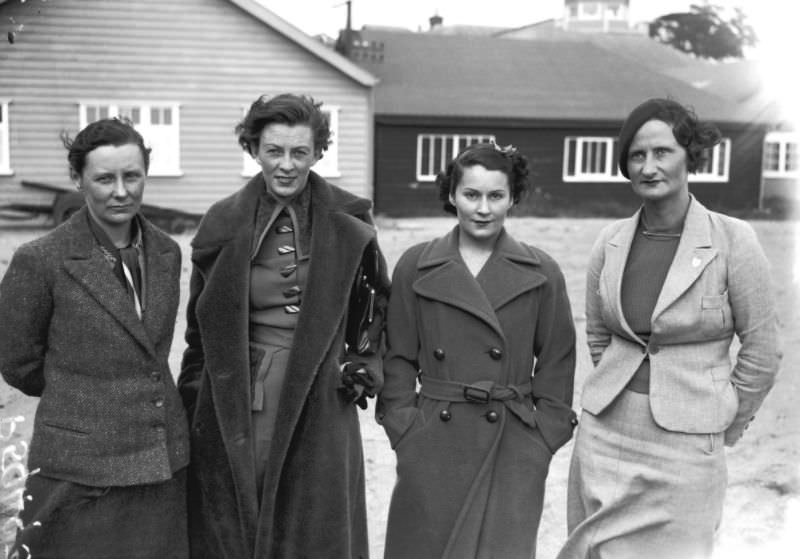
416;133;496;181
242;105;341;179
79;101;182;177
562;136;624;182
690;138;730;182
762;131;799;179
0;100;11;176
579;2;602;20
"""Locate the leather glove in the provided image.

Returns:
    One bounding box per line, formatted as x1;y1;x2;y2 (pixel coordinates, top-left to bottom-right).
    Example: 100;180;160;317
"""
339;362;377;410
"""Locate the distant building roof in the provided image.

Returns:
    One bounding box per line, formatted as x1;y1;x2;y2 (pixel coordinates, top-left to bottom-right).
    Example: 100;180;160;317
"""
228;0;377;87
353;28;753;124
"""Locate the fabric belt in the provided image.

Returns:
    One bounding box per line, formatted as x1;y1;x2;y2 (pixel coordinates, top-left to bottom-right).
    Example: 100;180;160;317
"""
419;377;537;429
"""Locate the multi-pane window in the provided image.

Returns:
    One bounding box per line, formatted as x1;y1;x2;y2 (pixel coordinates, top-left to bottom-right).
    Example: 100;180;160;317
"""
563;136;731;182
242;106;340;178
763;132;799;178
416;133;496;181
80;102;181;176
0;101;10;175
563;136;622;181
692;138;730;182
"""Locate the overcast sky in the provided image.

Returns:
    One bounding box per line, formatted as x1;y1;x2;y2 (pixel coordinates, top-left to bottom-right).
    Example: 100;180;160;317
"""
259;0;793;50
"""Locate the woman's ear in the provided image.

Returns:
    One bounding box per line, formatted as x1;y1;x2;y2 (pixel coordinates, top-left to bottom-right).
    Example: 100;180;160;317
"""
70;169;81;189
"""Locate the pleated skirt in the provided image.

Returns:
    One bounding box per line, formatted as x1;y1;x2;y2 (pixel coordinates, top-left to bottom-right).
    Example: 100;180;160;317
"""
558;390;727;559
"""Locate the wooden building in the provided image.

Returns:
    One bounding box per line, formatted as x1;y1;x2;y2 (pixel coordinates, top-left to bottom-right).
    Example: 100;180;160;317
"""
348;27;785;217
0;0;377;215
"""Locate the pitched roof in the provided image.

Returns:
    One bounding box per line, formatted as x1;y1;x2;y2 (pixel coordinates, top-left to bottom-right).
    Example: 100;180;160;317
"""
230;0;377;87
354;28;757;124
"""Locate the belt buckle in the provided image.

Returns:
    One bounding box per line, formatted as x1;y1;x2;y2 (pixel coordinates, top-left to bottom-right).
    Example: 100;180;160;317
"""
463;385;491;404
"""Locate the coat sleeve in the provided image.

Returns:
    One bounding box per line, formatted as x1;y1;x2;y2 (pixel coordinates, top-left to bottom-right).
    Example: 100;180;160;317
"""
376;248;422;449
723;222;782;446
0;244;53;397
585;231;611;366
531;255;578;452
178;261;206;423
343;211;391;398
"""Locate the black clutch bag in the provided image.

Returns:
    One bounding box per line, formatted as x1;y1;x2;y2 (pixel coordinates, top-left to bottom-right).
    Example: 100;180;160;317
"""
346;242;381;356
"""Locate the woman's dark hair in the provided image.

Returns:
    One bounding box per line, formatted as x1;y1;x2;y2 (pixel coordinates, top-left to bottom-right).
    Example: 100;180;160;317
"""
236;93;332;157
617;98;722;178
436;142;530;215
62;117;150;176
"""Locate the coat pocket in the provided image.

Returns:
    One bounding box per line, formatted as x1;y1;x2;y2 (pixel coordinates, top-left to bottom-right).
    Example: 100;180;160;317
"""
41;420;91;438
701;291;730;329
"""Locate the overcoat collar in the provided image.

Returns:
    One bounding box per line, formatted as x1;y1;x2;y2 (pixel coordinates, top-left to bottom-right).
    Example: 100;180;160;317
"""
413;226;547;340
62;206;179;358
603;195;717;337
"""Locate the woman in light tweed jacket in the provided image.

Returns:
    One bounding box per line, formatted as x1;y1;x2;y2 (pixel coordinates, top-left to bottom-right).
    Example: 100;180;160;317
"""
0;119;189;557
559;98;781;559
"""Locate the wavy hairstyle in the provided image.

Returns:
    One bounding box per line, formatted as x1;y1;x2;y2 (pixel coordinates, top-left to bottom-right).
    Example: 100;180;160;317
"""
62;117;150;177
436;142;530;215
236;93;331;158
617;98;722;179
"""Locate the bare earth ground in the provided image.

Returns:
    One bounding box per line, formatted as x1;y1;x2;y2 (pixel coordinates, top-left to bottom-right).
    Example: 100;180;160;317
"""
0;216;798;558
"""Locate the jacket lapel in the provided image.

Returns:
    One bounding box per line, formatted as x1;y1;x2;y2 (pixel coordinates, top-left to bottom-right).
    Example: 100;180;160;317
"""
141;220;181;350
652;198;718;319
479;230;548;310
602;210;642;343
63;208;156;357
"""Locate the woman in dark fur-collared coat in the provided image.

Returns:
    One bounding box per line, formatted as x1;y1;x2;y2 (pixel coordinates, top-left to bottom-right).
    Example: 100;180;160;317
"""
378;142;577;559
178;93;389;558
0;119;189;558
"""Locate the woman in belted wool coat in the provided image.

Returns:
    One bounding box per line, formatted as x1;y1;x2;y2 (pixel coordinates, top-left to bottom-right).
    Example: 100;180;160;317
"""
378;143;577;558
178;94;389;558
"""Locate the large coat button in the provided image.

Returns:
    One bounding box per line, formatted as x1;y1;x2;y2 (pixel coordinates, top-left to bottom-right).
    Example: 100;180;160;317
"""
489;348;503;360
433;348;445;361
439;409;452;422
486;410;499;423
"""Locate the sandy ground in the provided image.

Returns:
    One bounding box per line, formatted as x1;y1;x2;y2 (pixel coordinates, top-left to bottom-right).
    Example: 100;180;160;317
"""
0;216;798;558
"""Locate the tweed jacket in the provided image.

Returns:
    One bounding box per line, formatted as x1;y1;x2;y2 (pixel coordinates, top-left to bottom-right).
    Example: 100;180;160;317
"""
0;207;189;486
178;171;389;559
582;197;781;445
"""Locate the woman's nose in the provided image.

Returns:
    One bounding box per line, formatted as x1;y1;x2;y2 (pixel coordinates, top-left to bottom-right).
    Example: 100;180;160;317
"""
112;176;127;197
641;153;657;175
477;197;490;213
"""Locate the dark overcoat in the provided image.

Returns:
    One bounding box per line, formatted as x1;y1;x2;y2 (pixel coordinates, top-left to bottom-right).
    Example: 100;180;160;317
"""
0;207;188;486
378;227;577;559
178;172;389;558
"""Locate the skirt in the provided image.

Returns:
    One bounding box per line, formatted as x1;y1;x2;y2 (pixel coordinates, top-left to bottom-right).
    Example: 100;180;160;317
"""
558;390;726;559
11;468;188;559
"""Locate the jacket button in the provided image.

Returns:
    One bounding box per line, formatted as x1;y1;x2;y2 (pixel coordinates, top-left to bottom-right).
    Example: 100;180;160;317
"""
489;348;502;360
486;410;499;423
150;371;161;382
433;348;445;361
439;409;452;422
153;397;164;408
648;342;659;355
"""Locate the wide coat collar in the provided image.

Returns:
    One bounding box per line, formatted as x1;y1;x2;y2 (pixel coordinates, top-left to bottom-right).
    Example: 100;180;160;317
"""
62;207;180;359
603;195;718;340
189;172;377;539
413;226;548;341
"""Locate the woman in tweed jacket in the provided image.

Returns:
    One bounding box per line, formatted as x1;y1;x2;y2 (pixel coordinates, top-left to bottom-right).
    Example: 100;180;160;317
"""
0;119;189;558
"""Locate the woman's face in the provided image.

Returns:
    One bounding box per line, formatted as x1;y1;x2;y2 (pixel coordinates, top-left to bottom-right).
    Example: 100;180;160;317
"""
627;119;689;205
254;123;320;200
449;164;513;246
75;143;146;233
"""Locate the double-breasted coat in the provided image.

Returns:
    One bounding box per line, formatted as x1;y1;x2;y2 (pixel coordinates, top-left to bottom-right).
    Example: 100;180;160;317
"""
0;207;188;486
378;227;577;559
178;172;389;558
